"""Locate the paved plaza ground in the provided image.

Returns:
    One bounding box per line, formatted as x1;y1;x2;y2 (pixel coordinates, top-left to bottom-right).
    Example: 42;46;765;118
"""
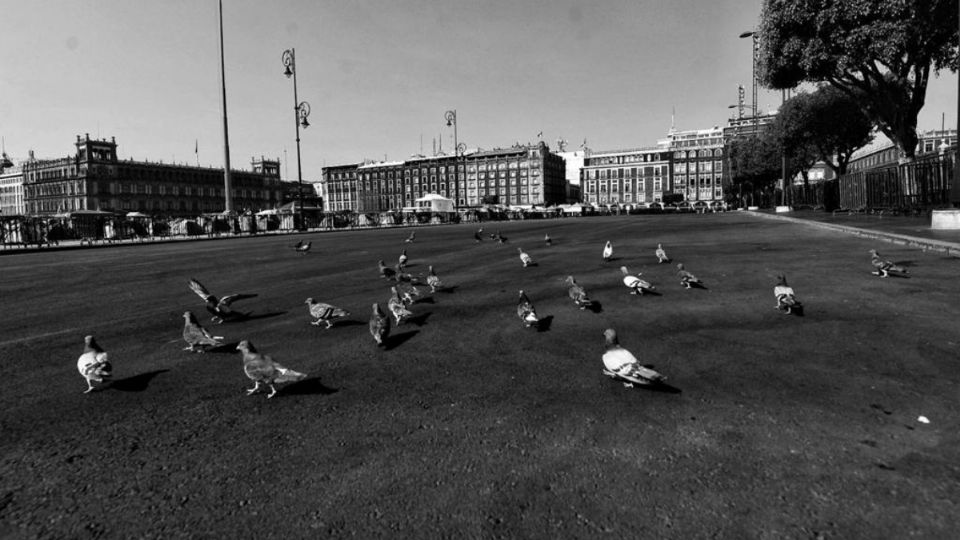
1;212;959;538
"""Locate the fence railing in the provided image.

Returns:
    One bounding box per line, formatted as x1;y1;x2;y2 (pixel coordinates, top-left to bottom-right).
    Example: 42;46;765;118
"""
837;150;954;211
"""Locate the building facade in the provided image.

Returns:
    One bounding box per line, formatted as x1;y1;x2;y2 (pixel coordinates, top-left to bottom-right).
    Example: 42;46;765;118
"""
660;127;726;202
0;165;25;216
319;142;567;212
580;147;672;206
21;134;286;217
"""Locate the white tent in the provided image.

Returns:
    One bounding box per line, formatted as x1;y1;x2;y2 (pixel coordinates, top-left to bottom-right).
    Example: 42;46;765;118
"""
415;193;455;213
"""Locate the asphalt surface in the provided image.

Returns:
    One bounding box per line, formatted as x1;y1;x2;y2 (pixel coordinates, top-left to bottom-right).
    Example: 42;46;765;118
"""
2;213;959;539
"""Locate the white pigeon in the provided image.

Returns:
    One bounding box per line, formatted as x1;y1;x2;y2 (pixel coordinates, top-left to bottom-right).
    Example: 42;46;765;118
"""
601;328;665;388
398;249;408;269
602;241;613;262
426;265;443;293
677;263;702;289
294;241;312;254
388;286;414;324
369;303;391;346
182;311;224;352
544;233;552;246
774;274;802;314
77;335;112;393
517;290;539;328
655;243;670;263
305;298;350;328
518;247;535;267
404;231;416;243
620;266;654;295
236;340;307;398
869;249;908;278
565;275;594;309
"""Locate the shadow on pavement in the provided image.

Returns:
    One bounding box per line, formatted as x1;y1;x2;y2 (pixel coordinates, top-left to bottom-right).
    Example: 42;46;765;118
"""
282;376;338;396
385;330;419;351
111;369;169;392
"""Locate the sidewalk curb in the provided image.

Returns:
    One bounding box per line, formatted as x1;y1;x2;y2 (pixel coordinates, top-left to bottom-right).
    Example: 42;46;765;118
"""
744;210;960;257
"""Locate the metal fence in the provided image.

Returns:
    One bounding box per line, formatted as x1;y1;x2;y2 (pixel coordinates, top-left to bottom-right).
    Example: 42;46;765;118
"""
837;150;954;211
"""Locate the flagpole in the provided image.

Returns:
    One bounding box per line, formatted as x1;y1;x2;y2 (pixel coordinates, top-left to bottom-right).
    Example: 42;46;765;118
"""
218;0;234;214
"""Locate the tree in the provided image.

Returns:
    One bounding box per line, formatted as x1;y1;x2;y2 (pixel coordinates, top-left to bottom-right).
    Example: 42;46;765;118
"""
772;86;874;178
757;0;958;161
728;135;782;206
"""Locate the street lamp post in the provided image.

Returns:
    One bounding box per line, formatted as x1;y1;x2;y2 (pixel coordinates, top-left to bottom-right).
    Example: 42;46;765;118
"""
739;31;759;135
445;110;460;209
282;48;311;231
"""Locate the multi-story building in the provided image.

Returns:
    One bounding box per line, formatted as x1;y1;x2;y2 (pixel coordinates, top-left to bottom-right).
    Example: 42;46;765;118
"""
580;147;672;206
0;164;25;215
21;134;286;217
319;142;567;212
660;127;726;202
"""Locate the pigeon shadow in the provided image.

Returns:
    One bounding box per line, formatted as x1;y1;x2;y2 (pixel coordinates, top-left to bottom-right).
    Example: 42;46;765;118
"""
585;301;603;313
603;257;621;263
243;311;287;322
438;285;459;294
208;341;242;353
384;330;420;351
644;382;683;394
333;320;368;328
535;315;554;332
282;376;339;396
637;289;663;297
415;296;436;304
684;282;709;290
111;369;169;392
406;312;432;327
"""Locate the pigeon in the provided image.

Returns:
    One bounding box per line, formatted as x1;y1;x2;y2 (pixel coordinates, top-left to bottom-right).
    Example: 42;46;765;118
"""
474;228;484;243
426;265;443;293
676;263;702;289
655;243;670;263
544;233;552;246
601;328;665;388
869;249;908;278
77;335;112;393
369;303;391;346
398;249;408;269
292;239;303;250
393;263;423;284
182;311;224;352
236;340;307;398
620;266;654;295
188;278;257;324
516;290;539;328
518;247;535;267
388;286;414;324
404;231;416;243
378;259;396;280
305;298;350;328
602;241;613;262
774;274;802;314
492;230;507;243
565;275;594;309
294;241;312;254
393;276;421;305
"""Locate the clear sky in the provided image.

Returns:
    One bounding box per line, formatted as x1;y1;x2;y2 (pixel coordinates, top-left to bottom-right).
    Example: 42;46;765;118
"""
1;0;956;181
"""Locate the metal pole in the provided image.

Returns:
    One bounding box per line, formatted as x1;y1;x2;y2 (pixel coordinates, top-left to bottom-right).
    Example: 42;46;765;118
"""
291;49;305;230
952;0;960;206
218;0;233;214
453;113;459;209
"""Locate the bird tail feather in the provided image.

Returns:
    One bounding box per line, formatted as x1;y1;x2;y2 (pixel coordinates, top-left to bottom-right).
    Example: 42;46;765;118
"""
275;367;307;383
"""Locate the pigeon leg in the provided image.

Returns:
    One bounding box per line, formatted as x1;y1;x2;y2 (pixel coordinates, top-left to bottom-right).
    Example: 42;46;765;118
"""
325;320;333;329
212;316;224;324
266;384;278;399
310;319;322;326
84;380;95;393
246;382;261;396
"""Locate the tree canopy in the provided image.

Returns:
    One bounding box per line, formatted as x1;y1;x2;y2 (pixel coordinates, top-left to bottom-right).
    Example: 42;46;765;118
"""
757;0;958;160
771;86;875;177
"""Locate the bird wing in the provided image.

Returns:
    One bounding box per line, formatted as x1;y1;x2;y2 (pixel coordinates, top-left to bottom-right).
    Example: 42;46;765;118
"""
184;321;221;345
219;293;257;307
272;364;307;383
188;278;214;302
